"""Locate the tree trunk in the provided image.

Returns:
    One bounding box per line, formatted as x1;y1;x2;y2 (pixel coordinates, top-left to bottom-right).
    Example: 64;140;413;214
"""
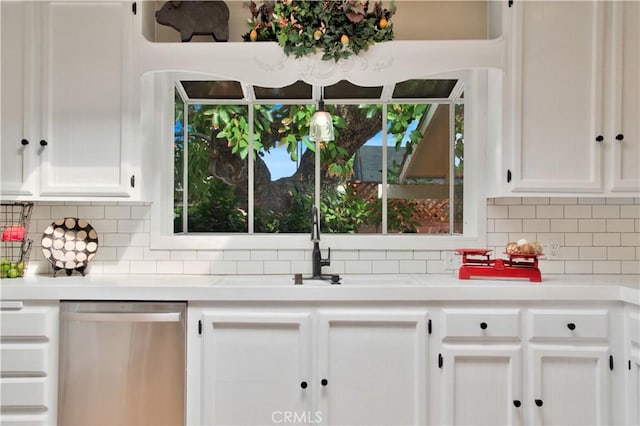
208;105;383;213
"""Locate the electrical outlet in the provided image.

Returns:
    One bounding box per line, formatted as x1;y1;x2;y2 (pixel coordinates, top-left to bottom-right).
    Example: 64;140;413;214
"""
444;251;462;270
547;240;560;259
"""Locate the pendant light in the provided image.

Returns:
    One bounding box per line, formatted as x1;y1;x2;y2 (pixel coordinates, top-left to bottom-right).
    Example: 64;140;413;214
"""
309;99;335;142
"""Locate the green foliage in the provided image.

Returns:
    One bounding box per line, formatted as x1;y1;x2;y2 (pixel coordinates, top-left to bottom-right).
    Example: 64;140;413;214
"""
243;1;396;61
174;178;247;233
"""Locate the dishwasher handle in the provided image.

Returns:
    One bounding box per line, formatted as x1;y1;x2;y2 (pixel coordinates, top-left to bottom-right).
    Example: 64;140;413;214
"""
63;312;182;323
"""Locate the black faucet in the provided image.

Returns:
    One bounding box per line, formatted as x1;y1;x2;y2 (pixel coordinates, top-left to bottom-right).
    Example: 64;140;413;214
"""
311;206;332;280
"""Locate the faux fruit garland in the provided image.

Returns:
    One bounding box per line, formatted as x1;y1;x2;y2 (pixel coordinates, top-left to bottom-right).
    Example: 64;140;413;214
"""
243;0;396;61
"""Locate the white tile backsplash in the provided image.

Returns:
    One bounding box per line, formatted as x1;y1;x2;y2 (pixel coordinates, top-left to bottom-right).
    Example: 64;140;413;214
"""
25;197;640;277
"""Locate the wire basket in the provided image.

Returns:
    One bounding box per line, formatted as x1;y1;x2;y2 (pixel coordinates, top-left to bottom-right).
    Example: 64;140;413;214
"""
1;202;34;278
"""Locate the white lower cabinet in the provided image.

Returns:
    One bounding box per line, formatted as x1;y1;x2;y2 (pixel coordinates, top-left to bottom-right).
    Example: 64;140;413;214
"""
528;346;610;425
0;301;59;426
189;305;430;426
625;306;640;425
527;308;612;426
440;346;523;425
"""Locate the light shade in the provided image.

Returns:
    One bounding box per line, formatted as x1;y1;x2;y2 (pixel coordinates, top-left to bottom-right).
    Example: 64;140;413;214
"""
309;101;335;142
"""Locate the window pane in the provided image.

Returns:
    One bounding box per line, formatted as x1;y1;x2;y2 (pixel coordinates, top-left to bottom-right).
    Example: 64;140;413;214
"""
324;81;383;100
387;103;450;234
392;79;458;99
322;104;382;234
454;100;464;234
174;92;185;233
253;81;312;100
254;104;313;233
182;104;248;233
180;81;244;100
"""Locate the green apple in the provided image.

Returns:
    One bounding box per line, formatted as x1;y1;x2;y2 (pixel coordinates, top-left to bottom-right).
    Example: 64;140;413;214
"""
7;268;18;278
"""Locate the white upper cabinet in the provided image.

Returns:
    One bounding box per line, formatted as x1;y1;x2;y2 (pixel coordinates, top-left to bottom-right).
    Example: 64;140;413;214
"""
38;1;135;197
509;0;605;193
0;1;138;200
1;2;36;197
498;0;638;196
608;1;640;192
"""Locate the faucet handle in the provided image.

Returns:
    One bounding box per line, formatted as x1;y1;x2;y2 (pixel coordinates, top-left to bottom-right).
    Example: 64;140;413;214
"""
321;247;331;267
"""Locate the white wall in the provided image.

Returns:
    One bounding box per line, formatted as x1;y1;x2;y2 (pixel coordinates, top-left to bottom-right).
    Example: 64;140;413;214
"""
25;197;640;277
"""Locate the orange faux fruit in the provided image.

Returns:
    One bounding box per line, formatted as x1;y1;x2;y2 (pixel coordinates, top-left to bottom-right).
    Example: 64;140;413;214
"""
314;29;323;40
250;29;258;41
379;18;388;28
340;34;349;46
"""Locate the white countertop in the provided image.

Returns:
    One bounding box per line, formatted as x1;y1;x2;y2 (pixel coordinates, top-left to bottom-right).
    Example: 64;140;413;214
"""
1;274;638;305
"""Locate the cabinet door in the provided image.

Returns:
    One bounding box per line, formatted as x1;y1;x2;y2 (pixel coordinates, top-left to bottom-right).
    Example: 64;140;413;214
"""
529;346;610;426
510;1;605;192
200;312;313;426
0;1;36;197
316;310;429;425
625;309;640;425
609;1;640;192
0;301;59;426
38;1;133;197
440;346;523;426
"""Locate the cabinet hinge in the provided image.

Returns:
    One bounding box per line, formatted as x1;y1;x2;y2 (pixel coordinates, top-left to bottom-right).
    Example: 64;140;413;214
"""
508;0;513;8
130;175;135;188
132;2;137;15
609;355;614;371
428;319;432;335
438;353;443;369
198;320;202;335
507;169;512;183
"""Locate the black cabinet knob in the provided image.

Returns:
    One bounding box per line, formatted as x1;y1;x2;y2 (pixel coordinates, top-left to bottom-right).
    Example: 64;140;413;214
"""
595;135;604;142
513;400;521;408
321;379;328;387
300;381;308;389
535;399;543;407
480;322;488;330
567;322;576;331
21;139;29;146
40;140;48;147
616;134;624;141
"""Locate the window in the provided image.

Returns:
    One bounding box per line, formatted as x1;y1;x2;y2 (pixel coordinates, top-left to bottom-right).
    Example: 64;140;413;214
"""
173;79;466;236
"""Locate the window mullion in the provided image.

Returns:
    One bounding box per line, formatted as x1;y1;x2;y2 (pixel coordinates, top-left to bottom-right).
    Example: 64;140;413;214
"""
449;101;455;235
182;102;189;235
382;103;388;235
248;104;255;234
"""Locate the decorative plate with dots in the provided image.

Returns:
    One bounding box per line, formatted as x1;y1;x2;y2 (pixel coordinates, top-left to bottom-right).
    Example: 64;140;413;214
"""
41;218;98;276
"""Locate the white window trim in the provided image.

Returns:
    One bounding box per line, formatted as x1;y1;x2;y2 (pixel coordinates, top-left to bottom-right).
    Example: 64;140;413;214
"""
144;41;503;251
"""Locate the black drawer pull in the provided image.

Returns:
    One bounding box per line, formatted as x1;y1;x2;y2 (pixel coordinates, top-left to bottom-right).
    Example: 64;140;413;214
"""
513;400;521;408
480;322;488;330
535;399;543;407
300;381;308;389
595;135;604;142
567;322;576;331
321;378;328;387
616;133;624;141
21;139;29;146
40;139;48;147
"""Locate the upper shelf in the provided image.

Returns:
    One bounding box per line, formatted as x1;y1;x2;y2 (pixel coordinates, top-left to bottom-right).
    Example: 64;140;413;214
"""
139;1;504;44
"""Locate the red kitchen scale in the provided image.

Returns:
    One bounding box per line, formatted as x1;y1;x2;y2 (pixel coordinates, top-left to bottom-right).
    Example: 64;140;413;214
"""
455;249;542;282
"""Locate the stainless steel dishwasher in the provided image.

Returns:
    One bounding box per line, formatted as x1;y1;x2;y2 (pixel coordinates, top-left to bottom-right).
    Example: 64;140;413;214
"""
58;301;186;425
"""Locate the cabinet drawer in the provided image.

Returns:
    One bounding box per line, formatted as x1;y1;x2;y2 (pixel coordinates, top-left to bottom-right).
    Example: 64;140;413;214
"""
0;378;46;408
0;305;57;340
529;309;609;340
442;309;520;339
0;344;47;375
